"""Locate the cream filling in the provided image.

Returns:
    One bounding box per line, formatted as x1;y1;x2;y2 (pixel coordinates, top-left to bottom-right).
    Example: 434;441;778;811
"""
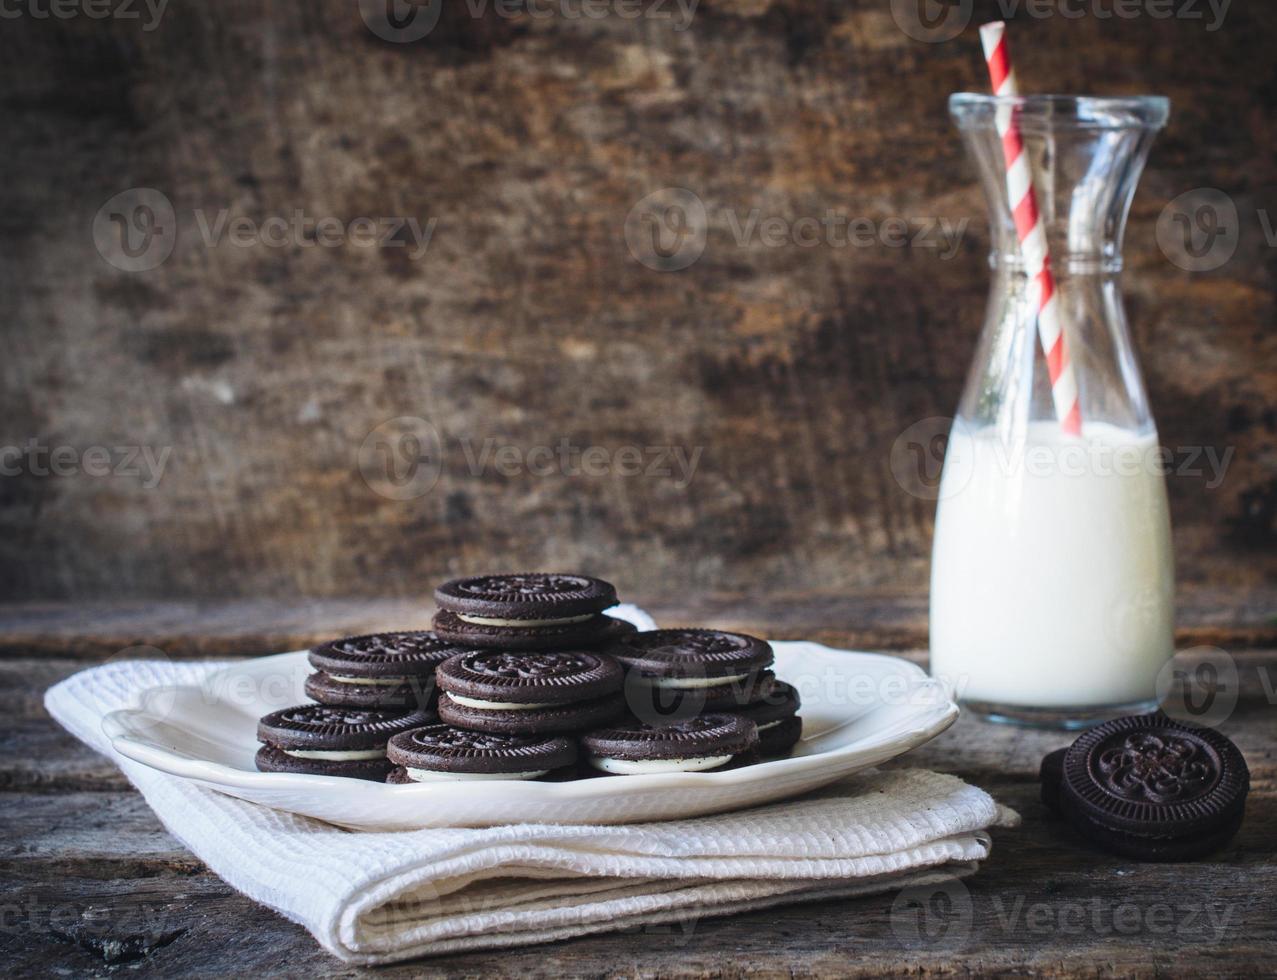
403;767;549;782
327;674;409;687
456;613;594;628
644;672;749;690
589;754;732;775
757;719;783;732
283;747;386;761
447;693;558;711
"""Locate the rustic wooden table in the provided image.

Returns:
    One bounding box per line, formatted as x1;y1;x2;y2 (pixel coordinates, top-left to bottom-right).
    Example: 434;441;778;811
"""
3;590;1274;977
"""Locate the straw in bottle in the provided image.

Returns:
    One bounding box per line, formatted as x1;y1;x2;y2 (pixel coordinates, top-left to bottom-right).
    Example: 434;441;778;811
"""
979;20;1082;436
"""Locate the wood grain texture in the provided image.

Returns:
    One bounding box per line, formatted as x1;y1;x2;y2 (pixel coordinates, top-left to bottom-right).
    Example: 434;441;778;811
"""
1;585;1273;658
2;598;1276;974
0;0;1273;601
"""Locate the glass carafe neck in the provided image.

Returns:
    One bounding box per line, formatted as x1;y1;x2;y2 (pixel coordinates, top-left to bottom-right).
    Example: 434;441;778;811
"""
952;94;1168;278
948;94;1169;437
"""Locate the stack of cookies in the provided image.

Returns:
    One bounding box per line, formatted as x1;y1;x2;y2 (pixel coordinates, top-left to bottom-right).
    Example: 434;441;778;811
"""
255;572;803;783
396;573;636;783
254;631;461;780
602;628;803;758
255;703;436;781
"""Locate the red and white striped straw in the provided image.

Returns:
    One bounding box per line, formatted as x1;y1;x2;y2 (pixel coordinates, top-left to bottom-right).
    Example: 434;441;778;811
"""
979;21;1081;435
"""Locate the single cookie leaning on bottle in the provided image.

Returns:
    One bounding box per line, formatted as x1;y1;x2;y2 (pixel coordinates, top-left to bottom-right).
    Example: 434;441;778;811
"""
581;714;759;775
606;628;776;712
255;703;435;781
432;573;631;650
1042;712;1250;861
436;649;626;734
386;725;577;783
304;631;465;709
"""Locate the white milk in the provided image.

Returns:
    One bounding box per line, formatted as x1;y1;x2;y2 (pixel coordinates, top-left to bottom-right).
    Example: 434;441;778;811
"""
929;421;1174;709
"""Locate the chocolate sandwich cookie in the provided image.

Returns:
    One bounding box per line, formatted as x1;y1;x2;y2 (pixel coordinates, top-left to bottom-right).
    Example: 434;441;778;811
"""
385;724;577;783
606;629;776;719
732;681;802;757
1042;713;1250;861
436;649;626;734
255;703;434;780
581;714;759;775
432;573;623;650
305;631;465;709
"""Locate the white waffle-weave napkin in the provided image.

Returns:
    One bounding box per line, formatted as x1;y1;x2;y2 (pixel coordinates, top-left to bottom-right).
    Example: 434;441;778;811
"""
45;613;1016;964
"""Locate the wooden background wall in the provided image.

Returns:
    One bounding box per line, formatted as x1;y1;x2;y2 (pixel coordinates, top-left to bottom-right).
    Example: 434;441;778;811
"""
1;0;1273;601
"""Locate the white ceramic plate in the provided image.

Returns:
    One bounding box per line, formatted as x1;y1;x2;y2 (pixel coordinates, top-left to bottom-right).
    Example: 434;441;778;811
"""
102;643;957;830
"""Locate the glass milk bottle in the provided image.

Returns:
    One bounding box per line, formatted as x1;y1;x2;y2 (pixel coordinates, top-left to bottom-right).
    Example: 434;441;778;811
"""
930;95;1173;728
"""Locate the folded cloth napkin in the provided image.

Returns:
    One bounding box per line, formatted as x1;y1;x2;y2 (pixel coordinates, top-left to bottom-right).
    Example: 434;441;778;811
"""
45;624;1018;964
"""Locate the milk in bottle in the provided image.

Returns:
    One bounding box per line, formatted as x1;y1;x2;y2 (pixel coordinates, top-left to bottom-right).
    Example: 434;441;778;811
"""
935;93;1173;726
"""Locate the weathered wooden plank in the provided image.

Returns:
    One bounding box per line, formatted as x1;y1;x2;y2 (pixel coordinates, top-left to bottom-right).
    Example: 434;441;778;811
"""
0;4;1274;604
0;720;131;793
5;611;1275;973
2;588;1273;658
0;792;196;876
3;723;1273;975
1;815;1274;978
